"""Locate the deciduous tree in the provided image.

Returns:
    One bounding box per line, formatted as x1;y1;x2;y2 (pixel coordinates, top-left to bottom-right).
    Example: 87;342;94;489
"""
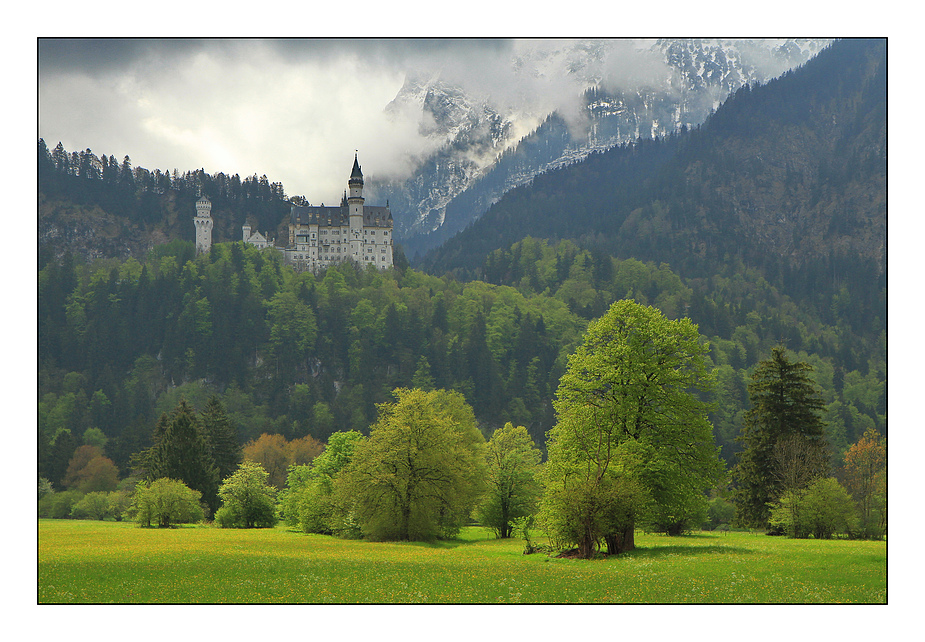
539;300;722;557
214;461;279;528
842;427;886;539
477;423;542;538
127;478;204;528
336;388;486;541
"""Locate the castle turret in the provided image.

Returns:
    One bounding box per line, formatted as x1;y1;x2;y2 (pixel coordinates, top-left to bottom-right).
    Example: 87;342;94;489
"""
194;195;213;254
348;153;364;261
243;223;251;242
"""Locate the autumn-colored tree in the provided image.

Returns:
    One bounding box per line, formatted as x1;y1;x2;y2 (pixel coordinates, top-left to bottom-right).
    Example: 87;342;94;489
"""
63;445;119;493
287;435;324;466
243;434;290;489
243;433;323;489
842;427;886;539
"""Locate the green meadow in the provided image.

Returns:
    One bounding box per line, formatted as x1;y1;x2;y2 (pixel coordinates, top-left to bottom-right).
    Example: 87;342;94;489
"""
38;519;886;604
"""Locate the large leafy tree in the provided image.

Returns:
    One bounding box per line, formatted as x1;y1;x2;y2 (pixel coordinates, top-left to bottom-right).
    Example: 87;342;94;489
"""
539;300;723;557
336;388;486;541
477;423;543;538
733;346;828;528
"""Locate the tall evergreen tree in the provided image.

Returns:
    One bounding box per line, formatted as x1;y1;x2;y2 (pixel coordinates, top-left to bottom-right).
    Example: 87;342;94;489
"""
147;398;219;514
200;396;242;484
732;346;828;528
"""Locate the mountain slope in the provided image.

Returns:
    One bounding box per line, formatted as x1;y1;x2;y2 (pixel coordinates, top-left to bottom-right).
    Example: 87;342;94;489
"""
421;39;885;290
368;39;831;258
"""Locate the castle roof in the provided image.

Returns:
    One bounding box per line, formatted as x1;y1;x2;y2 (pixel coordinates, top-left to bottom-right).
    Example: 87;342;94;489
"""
349;154;364;185
289;203;392;228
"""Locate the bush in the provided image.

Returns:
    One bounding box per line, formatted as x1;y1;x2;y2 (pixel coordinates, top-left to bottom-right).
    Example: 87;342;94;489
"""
769;477;857;539
39;489;84;519
70;491;113;520
705;497;736;530
127;478;204;528
296;480;335;535
214;461;278;529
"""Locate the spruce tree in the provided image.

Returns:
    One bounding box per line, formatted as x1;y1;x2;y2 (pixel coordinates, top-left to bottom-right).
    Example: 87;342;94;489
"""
200;396;241;484
732;346;828;528
147;398;219;515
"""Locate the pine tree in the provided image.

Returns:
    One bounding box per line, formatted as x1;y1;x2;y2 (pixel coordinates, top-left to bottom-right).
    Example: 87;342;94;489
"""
732;346;828;528
147;398;219;515
200;396;241;484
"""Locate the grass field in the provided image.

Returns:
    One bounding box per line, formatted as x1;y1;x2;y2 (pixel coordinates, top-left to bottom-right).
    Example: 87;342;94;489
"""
37;519;886;604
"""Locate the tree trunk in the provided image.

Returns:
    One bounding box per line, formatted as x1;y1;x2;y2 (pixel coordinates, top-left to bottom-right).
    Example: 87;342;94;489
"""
604;521;635;555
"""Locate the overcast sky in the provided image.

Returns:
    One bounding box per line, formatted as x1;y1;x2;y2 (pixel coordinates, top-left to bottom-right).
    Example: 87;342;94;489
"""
38;39;562;200
38;38;676;201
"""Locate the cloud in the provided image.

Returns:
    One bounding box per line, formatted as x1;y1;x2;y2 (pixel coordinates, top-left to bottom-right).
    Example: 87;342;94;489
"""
37;38;811;204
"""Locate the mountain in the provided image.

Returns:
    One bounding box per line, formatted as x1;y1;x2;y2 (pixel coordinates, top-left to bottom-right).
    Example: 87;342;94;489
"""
367;39;831;259
421;38;885;293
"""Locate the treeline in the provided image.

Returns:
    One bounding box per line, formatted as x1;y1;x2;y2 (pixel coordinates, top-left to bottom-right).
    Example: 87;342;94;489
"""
38;139;295;267
38;242;585;488
481;237;885;464
39;237;885;493
420;39;885;354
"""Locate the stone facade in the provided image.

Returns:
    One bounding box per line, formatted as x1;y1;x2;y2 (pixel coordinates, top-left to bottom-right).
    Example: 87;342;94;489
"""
280;155;393;272
193;195;214;254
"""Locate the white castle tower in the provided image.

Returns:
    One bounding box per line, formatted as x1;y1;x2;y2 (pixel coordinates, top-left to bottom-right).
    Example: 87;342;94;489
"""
194;195;214;254
347;153;364;261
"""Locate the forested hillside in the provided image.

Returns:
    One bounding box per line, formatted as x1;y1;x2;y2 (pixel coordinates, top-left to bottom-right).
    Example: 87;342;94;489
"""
38;142;294;266
39;236;884;491
421;39;885;354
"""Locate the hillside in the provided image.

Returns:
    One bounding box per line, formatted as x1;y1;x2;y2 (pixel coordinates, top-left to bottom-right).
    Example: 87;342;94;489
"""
420;38;886;332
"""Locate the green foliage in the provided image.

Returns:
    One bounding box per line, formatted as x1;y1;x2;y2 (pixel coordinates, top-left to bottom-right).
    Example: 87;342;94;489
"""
127;478;204;528
769;477;857;539
733;346;829;528
277;430;367;534
541;300;724;556
70;491;113;520
214;461;279;529
144;399;220;514
476;423;542;538
705;496;736;530
38;489;84;519
336;388;486;541
200;396;242;483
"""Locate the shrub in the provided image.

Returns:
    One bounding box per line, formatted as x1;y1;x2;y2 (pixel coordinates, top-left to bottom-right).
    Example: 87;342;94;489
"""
70;491;113;520
214;461;278;529
770;477;857;539
705;497;736;530
127;478;204;528
39;489;84;519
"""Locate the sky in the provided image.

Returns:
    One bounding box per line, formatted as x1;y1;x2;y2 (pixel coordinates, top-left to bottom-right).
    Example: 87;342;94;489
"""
37;37;676;201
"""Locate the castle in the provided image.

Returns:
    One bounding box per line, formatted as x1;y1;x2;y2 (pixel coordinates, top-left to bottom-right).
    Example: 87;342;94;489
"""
193;154;394;272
